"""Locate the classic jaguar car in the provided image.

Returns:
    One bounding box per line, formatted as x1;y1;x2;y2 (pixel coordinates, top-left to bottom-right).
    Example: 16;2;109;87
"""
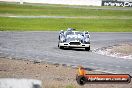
58;28;90;51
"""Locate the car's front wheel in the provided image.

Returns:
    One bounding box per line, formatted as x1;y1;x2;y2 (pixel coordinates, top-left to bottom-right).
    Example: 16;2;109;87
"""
58;43;64;49
59;46;64;49
85;46;90;51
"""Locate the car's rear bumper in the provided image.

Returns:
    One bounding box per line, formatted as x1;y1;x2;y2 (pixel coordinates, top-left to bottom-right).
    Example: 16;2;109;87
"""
59;43;90;48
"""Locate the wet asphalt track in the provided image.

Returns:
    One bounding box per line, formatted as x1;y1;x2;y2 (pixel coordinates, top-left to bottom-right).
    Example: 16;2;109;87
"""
0;32;132;74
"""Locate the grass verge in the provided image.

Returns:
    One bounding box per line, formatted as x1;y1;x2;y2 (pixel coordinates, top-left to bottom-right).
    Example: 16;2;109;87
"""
0;17;132;32
0;2;132;32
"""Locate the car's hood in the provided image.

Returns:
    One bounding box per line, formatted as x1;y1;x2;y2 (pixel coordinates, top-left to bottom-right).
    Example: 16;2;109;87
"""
66;34;83;42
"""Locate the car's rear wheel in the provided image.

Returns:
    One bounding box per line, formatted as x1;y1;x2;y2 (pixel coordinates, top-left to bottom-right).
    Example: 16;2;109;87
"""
85;46;90;51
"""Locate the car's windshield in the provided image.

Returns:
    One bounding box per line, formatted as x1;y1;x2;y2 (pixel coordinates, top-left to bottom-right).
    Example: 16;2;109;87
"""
65;31;74;35
66;31;83;35
75;32;83;35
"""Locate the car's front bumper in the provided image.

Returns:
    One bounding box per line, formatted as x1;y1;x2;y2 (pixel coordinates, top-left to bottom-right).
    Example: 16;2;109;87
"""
59;42;90;48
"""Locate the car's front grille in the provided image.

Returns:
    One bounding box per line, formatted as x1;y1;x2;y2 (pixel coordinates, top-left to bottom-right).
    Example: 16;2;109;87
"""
69;42;80;45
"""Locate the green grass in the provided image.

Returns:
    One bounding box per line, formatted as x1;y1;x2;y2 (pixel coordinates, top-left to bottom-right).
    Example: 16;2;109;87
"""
0;2;132;32
0;17;132;32
0;2;132;16
65;85;76;88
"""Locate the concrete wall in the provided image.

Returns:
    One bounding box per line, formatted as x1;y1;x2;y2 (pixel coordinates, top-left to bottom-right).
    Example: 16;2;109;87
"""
0;0;102;6
0;78;42;88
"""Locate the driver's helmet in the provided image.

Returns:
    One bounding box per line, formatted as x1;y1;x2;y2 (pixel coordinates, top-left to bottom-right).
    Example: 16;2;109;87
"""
67;28;76;31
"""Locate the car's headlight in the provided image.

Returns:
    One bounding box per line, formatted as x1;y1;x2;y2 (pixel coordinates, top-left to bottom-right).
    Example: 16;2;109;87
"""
60;36;66;42
84;38;90;44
